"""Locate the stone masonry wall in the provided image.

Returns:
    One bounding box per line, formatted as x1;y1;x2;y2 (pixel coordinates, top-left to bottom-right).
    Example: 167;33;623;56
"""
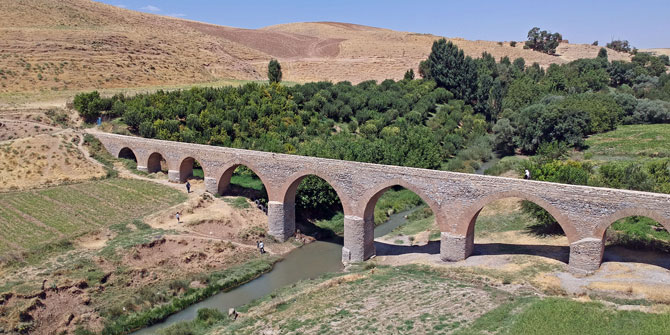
94;132;670;274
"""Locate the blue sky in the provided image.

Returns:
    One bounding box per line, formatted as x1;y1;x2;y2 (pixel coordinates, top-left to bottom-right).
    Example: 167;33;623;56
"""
97;0;669;48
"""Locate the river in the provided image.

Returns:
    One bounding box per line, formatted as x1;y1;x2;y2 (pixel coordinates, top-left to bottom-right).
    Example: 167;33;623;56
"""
133;209;415;334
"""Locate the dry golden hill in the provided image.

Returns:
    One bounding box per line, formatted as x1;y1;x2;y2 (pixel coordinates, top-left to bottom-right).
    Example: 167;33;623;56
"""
0;0;634;94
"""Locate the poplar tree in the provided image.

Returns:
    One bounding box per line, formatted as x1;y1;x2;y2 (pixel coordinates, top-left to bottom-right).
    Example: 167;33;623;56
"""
268;59;282;83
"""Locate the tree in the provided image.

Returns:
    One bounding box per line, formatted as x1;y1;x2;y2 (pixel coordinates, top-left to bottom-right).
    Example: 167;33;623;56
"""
524;27;562;55
426;39;478;101
418;60;431;79
607;40;632;53
404;69;415;80
513;103;590;153
597;47;608;60
268;59;282;83
73;91;105;122
492;118;516;154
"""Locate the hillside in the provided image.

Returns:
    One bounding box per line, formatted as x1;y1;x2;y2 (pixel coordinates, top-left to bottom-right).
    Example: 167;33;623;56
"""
0;0;633;94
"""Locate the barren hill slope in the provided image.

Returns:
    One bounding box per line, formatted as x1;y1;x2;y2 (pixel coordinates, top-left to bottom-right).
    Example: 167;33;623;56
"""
0;0;633;94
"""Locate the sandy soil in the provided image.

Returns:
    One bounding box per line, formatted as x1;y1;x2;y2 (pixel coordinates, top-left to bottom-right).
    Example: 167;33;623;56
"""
0;131;106;191
0;0;636;96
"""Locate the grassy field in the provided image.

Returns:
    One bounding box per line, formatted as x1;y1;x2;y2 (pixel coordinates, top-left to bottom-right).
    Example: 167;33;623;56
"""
157;265;670;335
0;178;185;257
585;124;670;159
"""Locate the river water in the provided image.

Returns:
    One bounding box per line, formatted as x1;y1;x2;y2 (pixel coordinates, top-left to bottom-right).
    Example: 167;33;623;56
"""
133;209;414;334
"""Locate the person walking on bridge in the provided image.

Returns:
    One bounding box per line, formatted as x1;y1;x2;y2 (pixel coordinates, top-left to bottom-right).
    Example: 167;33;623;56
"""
185;181;191;193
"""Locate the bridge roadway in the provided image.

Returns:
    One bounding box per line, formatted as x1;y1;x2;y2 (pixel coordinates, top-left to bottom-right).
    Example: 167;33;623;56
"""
94;132;670;274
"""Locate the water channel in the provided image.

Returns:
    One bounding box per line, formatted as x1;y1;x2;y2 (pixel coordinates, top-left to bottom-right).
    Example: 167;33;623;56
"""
134;209;416;334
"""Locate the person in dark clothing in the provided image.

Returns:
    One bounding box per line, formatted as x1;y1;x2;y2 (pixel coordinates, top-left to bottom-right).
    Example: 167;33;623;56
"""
186;181;191;193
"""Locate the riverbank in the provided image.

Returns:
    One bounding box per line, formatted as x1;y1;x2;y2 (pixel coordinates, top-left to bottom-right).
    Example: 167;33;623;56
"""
166;264;670;335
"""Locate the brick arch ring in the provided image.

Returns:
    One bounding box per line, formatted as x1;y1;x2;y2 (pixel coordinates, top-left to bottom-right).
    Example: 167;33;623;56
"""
455;190;579;243
359;178;445;226
214;160;272;196
278;169;353;214
593;207;670;240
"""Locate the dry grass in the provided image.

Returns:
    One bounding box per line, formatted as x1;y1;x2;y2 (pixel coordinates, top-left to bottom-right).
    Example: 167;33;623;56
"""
0;132;106;191
0;0;632;96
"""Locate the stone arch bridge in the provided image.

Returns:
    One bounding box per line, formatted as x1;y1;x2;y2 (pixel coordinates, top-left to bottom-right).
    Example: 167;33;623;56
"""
94;132;670;274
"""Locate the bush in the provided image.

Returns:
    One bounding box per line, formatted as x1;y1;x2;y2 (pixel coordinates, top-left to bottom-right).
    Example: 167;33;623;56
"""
629;99;670;124
510;41;517;47
195;308;225;326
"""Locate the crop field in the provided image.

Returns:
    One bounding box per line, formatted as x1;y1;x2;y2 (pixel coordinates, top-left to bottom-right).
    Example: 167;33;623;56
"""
585;124;670;159
0;178;186;254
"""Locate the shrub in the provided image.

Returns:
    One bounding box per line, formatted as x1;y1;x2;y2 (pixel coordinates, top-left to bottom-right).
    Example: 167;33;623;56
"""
195;308;225;326
629;99;670;124
510;41;517;47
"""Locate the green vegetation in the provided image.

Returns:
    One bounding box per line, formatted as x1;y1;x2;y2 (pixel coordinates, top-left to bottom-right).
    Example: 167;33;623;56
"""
224;197;251;209
158;308;227;335
524;27;563;55
267;59;282;84
102;257;278;335
0;178;185;263
312;188;426;235
586;124;670;158
456;297;670;335
154;264;670;335
607;39;633;53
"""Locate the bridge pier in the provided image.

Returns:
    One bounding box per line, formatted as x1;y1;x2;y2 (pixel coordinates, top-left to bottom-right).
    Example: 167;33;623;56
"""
439;232;474;262
168;170;180;183
267;201;295;242
569;238;605;275
204;177;218;194
342;215;375;263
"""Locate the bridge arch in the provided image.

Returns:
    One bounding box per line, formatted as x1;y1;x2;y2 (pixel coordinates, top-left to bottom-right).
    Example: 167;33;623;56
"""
360;178;443;225
176;156;207;183
215;160;270;196
458;190;578;243
146;151;169;173
594;208;670;240
279;169;351;213
117;147;137;161
271;169;356;255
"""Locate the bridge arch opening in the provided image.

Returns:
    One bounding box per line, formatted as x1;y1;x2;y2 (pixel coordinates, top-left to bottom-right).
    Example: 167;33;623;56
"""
281;173;345;240
464;195;571;265
361;183;441;256
178;157;205;183
599;212;670;270
118;147;137;162
147;152;168;174
216;164;268;203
